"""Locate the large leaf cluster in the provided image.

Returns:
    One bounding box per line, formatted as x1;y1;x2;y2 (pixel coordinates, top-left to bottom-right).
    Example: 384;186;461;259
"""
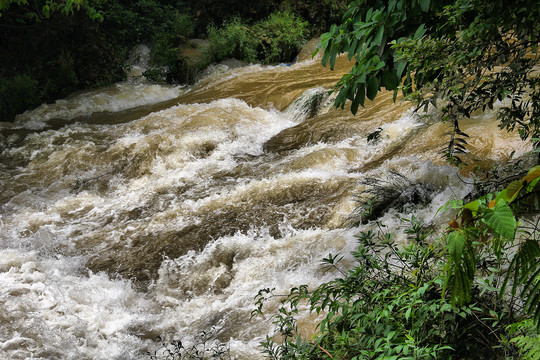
316;0;446;114
450;165;540;329
255;219;527;359
320;0;540;163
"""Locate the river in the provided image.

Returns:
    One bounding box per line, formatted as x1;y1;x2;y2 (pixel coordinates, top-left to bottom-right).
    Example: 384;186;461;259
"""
0;40;530;359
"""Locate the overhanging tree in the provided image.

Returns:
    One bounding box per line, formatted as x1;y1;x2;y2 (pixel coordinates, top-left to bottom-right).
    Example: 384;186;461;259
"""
317;0;540;329
317;0;540;164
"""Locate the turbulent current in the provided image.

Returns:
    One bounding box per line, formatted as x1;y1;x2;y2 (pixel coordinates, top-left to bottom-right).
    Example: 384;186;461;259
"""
0;40;531;359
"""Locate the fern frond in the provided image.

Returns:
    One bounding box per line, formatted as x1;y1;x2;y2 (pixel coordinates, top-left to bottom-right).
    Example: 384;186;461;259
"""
444;230;476;305
501;239;540;330
507;319;540;360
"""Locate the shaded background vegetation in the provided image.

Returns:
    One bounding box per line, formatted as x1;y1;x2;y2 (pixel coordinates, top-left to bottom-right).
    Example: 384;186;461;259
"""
0;0;347;122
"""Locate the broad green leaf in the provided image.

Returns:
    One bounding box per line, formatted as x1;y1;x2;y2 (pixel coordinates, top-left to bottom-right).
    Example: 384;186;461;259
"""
463;200;479;214
347;38;358;60
388;0;397;12
366;76;378;101
382;70;398;90
527;176;540;192
527;165;540;175
374;25;384;46
484;201;517;239
358;83;366;107
321;47;330;67
505;180;523;202
374;60;385;71
351;83;366;114
448;230;465;262
493;189;509;204
420;0;430;12
329;45;338;70
414;24;426;39
523;166;540;192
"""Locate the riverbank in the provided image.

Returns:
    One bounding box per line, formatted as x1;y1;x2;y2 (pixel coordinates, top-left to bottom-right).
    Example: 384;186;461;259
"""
0;0;347;122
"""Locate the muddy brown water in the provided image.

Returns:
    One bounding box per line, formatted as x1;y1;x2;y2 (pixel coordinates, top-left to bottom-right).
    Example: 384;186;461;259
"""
0;40;530;359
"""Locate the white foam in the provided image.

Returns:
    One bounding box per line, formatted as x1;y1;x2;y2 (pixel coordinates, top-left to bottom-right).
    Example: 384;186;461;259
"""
11;81;184;129
0;249;157;359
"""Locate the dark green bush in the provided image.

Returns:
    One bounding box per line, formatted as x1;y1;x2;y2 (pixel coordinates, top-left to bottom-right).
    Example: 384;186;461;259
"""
0;75;40;122
253;11;308;63
206;18;260;63
254;216;527;359
205;11;308;65
101;1;194;47
144;12;203;83
280;0;348;31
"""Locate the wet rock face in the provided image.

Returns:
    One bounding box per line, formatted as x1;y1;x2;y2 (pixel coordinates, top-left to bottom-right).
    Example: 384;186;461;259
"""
263;87;339;153
263;115;363;154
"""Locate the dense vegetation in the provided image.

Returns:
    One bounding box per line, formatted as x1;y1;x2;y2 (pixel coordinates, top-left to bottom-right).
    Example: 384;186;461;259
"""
253;0;540;359
0;0;346;122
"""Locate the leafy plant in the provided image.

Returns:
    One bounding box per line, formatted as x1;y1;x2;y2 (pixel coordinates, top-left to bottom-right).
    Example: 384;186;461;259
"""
447;165;540;329
252;11;308;63
254;217;526;359
206;18;260;64
205;11;308;65
506;319;540;360
0;74;40;121
0;0;104;21
317;0;540;164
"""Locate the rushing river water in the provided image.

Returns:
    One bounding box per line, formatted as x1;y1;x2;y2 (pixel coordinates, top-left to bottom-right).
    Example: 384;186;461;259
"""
0;41;531;359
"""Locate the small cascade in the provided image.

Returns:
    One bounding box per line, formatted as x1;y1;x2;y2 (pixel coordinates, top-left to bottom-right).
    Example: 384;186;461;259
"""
127;44;152;78
283;87;333;122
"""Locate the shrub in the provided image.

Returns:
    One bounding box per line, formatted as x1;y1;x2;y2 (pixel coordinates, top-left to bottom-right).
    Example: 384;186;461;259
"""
254;213;531;359
0;74;40;122
253;11;308;63
205;11;308;65
280;0;348;31
206;18;259;64
144;12;203;84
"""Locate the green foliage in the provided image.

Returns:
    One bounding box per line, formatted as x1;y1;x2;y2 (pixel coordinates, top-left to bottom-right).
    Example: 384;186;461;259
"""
443;229;475;306
0;74;40;121
506;319;540;360
187;0;277;32
319;0;540;164
280;0;348;31
206;11;308;65
253;11;308;63
207;18;260;64
0;0;198;119
0;0;104;21
255;217;527;359
0;0;130;121
142;12;200;83
101;1;193;48
447;166;540;331
315;0;433;114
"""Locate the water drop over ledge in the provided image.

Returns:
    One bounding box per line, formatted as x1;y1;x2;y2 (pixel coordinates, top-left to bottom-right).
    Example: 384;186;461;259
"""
0;54;530;359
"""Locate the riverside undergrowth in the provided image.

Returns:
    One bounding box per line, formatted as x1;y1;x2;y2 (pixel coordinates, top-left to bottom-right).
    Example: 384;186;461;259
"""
253;167;540;359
